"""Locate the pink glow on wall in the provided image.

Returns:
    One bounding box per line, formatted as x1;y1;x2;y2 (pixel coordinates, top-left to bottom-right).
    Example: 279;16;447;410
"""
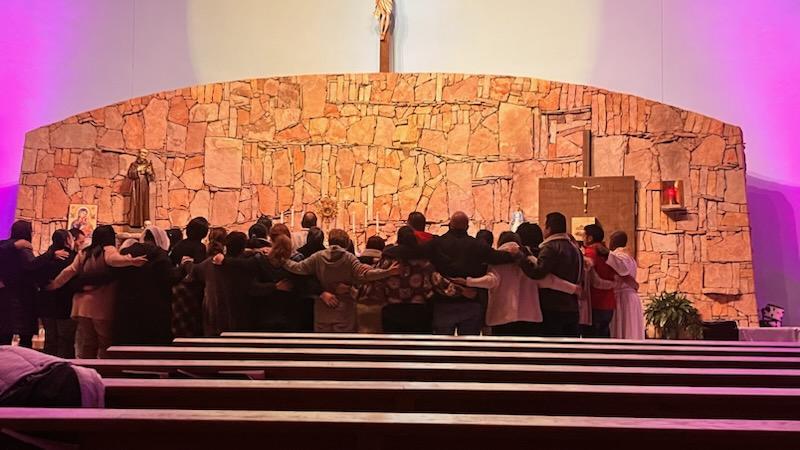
0;1;65;232
658;0;800;324
0;0;134;235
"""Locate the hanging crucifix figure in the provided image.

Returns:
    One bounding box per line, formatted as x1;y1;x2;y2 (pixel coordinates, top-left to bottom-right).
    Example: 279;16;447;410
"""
571;180;600;214
374;0;394;72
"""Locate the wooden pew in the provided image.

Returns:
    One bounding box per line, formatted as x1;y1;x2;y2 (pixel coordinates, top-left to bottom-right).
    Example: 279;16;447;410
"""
99;378;800;420
75;359;800;388
105;345;800;369
174;337;800;357
2;408;799;450
221;331;800;347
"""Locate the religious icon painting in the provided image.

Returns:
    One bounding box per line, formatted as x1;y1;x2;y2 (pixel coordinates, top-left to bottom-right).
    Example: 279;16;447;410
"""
571;216;596;242
68;204;98;238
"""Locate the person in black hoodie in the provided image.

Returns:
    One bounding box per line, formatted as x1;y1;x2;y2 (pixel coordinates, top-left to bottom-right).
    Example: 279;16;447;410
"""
516;222;544;257
0;220;38;347
115;226;181;345
424;212;515;335
31;230;77;357
170;217;209;266
216;232;300;331
247;223;271;250
297;227;325;259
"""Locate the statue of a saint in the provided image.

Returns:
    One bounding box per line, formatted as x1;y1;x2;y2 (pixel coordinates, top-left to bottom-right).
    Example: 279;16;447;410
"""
374;0;393;40
510;204;525;232
126;149;154;228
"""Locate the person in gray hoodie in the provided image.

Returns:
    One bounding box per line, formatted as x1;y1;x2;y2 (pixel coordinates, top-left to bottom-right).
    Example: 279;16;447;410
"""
283;229;400;332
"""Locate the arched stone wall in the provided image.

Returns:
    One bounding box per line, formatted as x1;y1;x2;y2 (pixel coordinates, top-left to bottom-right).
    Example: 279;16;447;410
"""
16;73;756;324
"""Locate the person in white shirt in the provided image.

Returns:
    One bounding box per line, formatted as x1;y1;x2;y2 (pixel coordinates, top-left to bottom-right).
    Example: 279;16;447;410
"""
452;231;579;336
605;231;645;340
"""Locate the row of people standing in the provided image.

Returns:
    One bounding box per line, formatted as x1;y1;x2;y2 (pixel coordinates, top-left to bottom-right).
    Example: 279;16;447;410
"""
0;222;149;358
0;208;645;360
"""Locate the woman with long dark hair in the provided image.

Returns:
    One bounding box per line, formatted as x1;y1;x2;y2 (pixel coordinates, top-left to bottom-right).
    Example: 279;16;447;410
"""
30;229;77;357
48;225;147;358
516;222;544;257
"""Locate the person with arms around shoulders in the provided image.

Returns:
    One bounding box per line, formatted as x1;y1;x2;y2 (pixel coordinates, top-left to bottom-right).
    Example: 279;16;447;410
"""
519;212;584;337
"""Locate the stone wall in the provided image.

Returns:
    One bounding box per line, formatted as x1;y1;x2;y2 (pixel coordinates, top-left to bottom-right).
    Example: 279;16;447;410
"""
16;73;756;324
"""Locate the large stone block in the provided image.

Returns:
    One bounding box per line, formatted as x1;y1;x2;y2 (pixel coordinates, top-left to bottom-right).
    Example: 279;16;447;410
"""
299;75;327;119
724;170;747;203
498;103;533;159
703;263;734;288
374;117;394;147
332;147;354;187
374;168;400;197
419;129;446;154
442;77;478;102
272;149;292;186
50;123;96;149
624;146;654;182
468;126;498;156
425;182;449;222
98;130;124;149
210;190;239;225
510;160;544;218
650;233;678;253
204;137;243;188
692;135;725;166
189;104;219;122
166;123;187;153
92;152;118;179
347;117;376;145
123;114;144;149
647;104;682;133
42;179;69;219
144;98;169;150
189;190;210;218
656;141;690;181
446;162;474;216
25;127;49;149
592;136;626;177
707;232;751;262
168;97;189;126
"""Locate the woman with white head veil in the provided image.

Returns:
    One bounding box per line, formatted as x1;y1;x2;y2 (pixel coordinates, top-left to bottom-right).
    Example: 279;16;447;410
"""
114;225;182;345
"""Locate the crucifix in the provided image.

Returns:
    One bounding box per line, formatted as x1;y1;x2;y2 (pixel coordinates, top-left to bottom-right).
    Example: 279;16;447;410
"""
571;180;600;214
374;0;394;72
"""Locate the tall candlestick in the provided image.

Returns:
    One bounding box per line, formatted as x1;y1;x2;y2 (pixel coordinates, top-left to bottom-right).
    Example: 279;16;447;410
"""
290;208;295;230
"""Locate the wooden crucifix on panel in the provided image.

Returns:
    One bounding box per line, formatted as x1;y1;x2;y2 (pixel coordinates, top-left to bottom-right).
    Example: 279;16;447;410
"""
375;0;394;72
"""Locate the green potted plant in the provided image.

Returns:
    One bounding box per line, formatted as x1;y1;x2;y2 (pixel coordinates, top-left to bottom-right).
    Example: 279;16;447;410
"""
644;292;703;339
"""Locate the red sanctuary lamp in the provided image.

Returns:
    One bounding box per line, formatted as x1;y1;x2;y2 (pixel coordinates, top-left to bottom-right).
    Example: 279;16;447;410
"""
660;180;685;211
